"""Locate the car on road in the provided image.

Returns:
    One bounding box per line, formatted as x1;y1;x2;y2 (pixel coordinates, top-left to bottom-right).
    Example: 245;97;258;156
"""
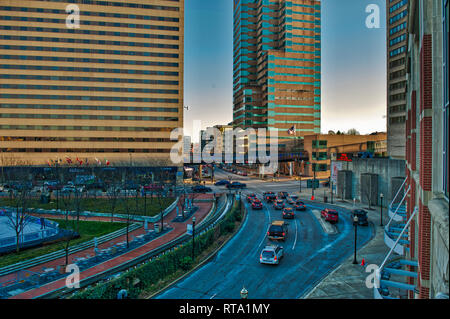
226;182;246;189
321;208;339;223
290;194;299;201
282;207;295;219
267;220;288;241
273;200;285;210
251;199;263;210
263;192;277;202
277;191;288;199
246;193;257;202
192;185;212;193
260;245;284;265
286;197;296;205
351;209;369;226
294;201;306;211
214;180;230;186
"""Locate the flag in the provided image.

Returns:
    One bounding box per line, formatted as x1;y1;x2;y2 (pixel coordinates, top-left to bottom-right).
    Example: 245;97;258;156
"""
66;157;72;164
95;157;101;165
105;159;110;166
47;160;52;167
287;125;296;135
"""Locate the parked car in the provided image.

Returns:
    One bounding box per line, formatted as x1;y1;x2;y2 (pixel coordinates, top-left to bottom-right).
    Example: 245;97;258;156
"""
260;245;284;265
267;220;288;241
351;209;369;226
252;199;263;210
226;182;246;189
294;201;306;211
192;185;212;193
273;200;285;210
321;208;339;223
214;180;230;186
282;207;295;219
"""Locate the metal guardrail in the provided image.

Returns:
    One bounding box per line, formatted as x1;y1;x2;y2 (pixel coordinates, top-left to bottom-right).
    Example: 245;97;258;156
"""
0;223;141;278
40;194;234;299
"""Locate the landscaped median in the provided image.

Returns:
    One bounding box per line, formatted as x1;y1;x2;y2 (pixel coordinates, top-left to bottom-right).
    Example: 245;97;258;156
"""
70;198;246;299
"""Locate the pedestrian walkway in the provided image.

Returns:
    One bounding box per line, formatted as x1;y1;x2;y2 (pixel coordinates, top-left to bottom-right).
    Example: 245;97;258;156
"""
5;195;214;299
297;188;390;299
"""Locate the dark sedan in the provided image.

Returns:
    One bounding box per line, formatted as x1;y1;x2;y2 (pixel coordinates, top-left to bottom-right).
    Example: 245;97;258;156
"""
215;180;230;186
351;209;369;226
226;182;246;189
192;185;212;193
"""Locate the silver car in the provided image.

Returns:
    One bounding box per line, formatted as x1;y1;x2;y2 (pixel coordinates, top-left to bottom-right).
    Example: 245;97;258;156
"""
260;245;284;265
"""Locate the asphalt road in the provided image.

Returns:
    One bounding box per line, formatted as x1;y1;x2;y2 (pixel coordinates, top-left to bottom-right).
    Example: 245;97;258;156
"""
155;169;374;299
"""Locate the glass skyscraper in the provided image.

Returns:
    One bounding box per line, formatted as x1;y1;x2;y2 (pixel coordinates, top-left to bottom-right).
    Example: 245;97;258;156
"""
233;0;321;148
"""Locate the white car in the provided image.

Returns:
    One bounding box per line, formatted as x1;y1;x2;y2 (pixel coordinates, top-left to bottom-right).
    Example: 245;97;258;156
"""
260;245;284;265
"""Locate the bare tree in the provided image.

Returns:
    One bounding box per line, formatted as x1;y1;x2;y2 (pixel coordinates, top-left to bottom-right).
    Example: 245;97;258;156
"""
106;182;120;222
60;191;74;266
346;128;360;135
6;188;32;253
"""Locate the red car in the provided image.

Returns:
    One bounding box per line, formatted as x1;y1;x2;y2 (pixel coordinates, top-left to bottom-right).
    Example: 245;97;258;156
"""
321;208;339;223
252;199;263;210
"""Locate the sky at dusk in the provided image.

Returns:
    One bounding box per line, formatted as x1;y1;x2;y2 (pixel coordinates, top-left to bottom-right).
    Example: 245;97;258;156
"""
184;0;387;138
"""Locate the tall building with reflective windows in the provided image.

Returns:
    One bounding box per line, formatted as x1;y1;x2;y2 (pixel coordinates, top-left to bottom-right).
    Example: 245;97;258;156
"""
0;0;184;167
232;0;321;149
386;0;408;159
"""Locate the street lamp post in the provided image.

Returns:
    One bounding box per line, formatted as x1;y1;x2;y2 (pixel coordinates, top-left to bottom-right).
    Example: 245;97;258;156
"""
192;216;196;260
352;215;359;264
380;193;384;226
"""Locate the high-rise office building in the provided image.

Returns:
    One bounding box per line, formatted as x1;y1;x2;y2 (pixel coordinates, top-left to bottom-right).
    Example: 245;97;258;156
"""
386;0;408;159
233;0;321;150
0;0;184;167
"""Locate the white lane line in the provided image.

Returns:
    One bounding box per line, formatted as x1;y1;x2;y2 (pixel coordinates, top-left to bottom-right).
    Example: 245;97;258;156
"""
210;293;217;299
292;219;298;250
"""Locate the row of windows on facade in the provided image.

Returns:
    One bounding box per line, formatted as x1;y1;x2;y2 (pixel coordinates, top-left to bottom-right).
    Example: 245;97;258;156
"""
0;104;179;113
0;15;180;31
1;55;179;67
0;95;179;103
389;0;408;14
1;137;171;143
3;1;180;11
0;35;179;49
0;6;180;22
0;26;180;41
0;64;179;76
389;115;406;124
0;113;179;121
1;148;171;153
1;45;179;59
389;69;406;80
389;57;406;68
0;125;174;132
1;84;179;94
389;93;406;102
390;104;406;114
0;74;179;86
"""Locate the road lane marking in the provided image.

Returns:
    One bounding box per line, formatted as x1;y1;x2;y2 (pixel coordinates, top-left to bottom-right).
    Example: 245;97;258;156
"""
292;219;298;250
210;293;217;299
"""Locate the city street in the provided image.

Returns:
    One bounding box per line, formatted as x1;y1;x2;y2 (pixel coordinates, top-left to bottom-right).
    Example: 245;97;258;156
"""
155;169;374;299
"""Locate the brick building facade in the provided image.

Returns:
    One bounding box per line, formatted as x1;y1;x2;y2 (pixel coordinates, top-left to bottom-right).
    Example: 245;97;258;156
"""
405;0;448;298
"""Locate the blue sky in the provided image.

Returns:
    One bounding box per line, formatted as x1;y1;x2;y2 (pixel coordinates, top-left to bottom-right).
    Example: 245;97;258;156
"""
184;0;387;137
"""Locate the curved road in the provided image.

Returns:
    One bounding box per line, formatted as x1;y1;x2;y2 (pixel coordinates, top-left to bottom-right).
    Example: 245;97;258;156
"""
155;169;373;299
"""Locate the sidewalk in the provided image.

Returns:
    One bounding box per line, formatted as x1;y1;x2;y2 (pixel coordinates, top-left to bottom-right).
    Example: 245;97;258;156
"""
296;187;390;299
